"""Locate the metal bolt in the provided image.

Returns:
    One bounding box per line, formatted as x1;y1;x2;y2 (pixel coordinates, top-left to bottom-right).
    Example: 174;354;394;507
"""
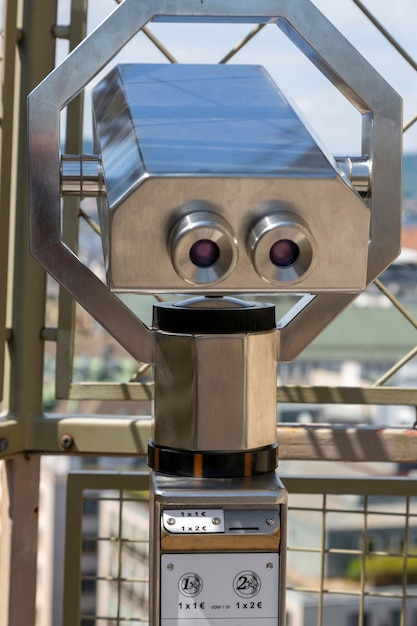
60;433;74;450
212;517;221;525
266;562;274;570
266;517;275;526
167;517;176;526
167;563;174;571
0;438;9;453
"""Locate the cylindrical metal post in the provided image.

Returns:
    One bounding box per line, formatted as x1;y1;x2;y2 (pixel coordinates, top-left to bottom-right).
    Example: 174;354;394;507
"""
148;298;287;625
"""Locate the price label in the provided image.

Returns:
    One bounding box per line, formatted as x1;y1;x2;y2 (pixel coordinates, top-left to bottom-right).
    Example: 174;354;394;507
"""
161;552;279;624
163;509;225;534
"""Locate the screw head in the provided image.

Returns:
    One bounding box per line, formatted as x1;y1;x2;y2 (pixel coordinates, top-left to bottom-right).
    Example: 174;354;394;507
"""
212;517;221;526
167;563;174;571
60;433;74;450
167;517;176;526
266;562;274;570
266;517;275;526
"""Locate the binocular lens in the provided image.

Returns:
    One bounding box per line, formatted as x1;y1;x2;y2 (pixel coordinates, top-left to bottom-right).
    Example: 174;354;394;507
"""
189;239;220;268
170;211;238;285
249;212;315;284
269;239;300;268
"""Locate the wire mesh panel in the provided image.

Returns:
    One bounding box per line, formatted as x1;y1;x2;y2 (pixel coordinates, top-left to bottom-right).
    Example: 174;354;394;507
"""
95;492;149;624
63;472;150;626
63;472;417;626
285;477;417;626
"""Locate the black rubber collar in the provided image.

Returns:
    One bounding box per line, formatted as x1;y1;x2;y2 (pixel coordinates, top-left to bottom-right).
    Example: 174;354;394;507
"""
153;298;276;334
148;441;278;478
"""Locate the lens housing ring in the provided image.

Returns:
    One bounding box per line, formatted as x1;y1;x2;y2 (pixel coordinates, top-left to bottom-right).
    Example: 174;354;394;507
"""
248;211;316;284
170;211;238;285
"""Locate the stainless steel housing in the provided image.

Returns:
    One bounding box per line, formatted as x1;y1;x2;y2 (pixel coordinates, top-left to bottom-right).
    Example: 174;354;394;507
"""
169;210;238;286
149;472;288;626
28;0;403;363
26;4;403;623
153;327;278;451
93;63;370;294
248;211;316;284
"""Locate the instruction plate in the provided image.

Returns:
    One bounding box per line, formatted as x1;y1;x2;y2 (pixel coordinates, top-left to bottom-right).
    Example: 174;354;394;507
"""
163;509;225;534
161;552;279;624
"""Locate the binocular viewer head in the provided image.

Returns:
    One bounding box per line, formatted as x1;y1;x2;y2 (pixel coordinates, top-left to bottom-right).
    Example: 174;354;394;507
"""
28;0;402;363
93;63;370;295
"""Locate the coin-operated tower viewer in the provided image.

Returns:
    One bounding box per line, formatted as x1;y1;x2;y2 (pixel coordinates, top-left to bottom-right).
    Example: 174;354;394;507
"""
28;2;402;625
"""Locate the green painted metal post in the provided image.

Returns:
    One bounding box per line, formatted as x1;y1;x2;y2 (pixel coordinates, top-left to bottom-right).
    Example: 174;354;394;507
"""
0;1;58;624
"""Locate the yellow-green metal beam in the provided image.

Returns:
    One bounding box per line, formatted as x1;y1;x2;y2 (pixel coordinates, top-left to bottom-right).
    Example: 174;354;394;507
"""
0;1;58;625
57;381;417;406
2;415;417;463
278;385;417;406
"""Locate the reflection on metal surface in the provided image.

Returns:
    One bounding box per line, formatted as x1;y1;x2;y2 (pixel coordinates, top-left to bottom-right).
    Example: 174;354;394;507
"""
2;0;415;625
335;156;371;196
61;154;104;197
28;0;402;362
153;326;278;451
93;63;369;295
248;211;316;285
150;471;287;625
169;210;238;286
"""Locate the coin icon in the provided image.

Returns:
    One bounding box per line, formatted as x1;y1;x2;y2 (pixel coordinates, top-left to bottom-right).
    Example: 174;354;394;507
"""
233;571;261;598
178;573;203;597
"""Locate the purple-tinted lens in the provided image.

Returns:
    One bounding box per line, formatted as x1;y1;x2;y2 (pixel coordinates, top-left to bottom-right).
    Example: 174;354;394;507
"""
189;239;220;268
269;239;300;268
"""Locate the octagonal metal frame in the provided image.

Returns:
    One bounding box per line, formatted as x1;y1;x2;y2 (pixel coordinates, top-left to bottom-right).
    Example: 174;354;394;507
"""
28;0;402;363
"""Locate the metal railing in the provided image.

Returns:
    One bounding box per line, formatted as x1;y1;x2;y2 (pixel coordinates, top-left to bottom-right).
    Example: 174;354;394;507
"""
49;0;417;421
1;0;416;462
1;1;417;625
50;0;417;408
62;471;417;626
